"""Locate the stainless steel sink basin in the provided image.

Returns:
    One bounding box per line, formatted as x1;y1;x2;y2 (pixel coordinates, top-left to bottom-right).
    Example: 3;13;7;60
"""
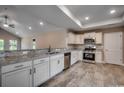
46;51;60;55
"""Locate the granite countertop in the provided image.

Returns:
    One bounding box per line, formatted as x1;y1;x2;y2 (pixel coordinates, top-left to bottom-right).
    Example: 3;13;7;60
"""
0;48;103;67
0;49;82;67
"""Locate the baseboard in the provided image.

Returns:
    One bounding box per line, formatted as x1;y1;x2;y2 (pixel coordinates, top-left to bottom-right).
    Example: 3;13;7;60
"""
102;61;124;66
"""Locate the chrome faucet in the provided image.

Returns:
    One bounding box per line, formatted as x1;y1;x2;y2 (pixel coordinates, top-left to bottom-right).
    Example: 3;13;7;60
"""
48;45;51;52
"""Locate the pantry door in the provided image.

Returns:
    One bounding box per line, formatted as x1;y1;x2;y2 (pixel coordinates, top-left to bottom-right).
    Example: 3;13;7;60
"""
104;32;123;65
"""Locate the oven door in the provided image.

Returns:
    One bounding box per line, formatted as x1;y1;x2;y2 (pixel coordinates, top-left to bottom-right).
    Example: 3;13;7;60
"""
83;53;95;61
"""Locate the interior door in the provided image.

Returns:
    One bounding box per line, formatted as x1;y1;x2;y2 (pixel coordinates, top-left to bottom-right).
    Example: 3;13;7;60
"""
104;32;123;65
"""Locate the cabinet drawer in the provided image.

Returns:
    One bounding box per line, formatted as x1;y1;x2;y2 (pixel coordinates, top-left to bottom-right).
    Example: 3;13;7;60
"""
34;57;49;65
2;61;32;74
50;54;64;60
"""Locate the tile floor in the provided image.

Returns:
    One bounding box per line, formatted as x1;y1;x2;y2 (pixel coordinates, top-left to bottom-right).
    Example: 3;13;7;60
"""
41;62;124;87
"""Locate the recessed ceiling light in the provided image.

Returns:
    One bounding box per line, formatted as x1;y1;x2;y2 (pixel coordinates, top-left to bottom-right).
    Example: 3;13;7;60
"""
40;22;44;26
110;9;116;14
3;24;9;28
85;16;90;20
28;26;32;30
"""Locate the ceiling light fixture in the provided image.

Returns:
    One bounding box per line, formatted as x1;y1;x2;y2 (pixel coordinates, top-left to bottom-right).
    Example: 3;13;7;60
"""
40;22;44;26
110;9;116;14
85;16;90;20
28;26;32;30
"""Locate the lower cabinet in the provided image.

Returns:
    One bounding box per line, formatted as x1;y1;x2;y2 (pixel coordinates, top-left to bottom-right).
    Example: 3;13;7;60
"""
1;51;83;87
50;54;64;78
78;51;83;61
71;51;79;65
34;59;49;87
95;51;103;63
2;67;32;87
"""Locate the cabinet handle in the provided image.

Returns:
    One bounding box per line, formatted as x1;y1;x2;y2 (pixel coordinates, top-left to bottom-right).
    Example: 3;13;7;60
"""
14;65;24;68
30;69;32;75
34;68;36;73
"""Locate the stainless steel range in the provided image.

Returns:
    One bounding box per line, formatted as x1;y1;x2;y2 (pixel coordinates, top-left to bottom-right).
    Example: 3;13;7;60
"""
83;38;96;63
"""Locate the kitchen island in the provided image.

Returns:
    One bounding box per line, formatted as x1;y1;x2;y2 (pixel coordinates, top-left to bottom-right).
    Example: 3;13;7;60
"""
0;49;83;87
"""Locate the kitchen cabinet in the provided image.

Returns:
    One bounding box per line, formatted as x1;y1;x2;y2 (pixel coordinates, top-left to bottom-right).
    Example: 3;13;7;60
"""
2;61;32;87
75;34;84;44
71;51;79;65
75;35;80;44
95;32;103;44
33;57;49;86
67;32;75;44
95;51;102;63
68;32;84;45
84;32;96;39
78;51;83;61
84;32;103;44
71;50;83;65
50;54;64;77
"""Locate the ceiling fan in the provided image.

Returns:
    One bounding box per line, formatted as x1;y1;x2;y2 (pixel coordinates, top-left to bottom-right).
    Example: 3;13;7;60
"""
0;15;15;28
0;8;15;28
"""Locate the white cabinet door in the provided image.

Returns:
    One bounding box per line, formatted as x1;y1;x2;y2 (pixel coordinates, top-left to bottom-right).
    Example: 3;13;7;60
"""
75;35;84;44
50;54;64;77
50;57;58;77
95;32;102;44
84;32;95;39
95;52;102;63
68;32;75;44
71;51;79;65
34;60;49;87
57;55;64;73
75;35;80;44
84;33;89;38
80;34;84;44
78;51;83;61
90;32;96;39
2;67;32;87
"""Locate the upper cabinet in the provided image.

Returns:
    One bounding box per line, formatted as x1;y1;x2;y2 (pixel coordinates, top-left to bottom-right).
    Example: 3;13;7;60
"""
67;32;84;45
84;32;103;44
75;34;84;44
95;32;103;44
67;32;75;44
84;32;96;39
67;31;102;45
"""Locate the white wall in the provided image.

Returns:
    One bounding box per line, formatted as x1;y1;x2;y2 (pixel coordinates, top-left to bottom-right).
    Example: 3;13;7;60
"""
21;30;67;49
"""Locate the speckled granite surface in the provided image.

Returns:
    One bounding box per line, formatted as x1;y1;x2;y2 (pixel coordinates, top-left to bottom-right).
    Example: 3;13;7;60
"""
0;49;79;67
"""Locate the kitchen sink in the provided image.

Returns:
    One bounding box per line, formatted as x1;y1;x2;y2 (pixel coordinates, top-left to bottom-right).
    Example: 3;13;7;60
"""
46;51;60;55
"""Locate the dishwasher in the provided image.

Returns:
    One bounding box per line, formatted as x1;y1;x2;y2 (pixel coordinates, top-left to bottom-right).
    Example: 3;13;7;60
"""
64;52;71;70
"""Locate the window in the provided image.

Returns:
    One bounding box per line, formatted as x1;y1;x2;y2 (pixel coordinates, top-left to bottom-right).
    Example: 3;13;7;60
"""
32;39;36;49
9;40;17;50
0;39;4;50
32;41;36;49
